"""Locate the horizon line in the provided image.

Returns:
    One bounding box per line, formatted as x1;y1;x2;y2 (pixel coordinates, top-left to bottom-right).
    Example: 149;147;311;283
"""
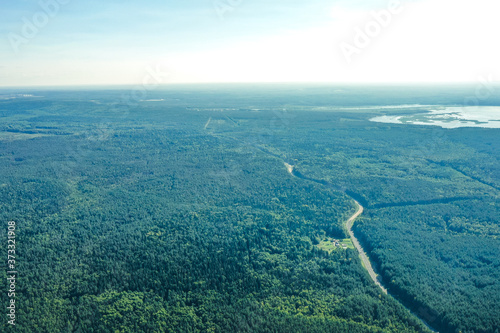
1;81;498;90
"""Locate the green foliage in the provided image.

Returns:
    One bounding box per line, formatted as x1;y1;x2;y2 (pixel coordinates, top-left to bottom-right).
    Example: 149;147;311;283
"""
1;88;498;332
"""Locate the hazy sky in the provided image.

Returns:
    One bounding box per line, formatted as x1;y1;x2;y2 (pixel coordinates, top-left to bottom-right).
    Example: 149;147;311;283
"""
1;0;499;86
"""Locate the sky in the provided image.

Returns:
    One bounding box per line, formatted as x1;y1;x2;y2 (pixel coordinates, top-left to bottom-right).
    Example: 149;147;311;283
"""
0;0;499;87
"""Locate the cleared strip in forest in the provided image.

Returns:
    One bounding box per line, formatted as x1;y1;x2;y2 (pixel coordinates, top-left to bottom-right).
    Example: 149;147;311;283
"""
284;163;387;292
371;196;478;209
211;133;438;332
282;162;438;333
426;159;500;192
345;200;388;293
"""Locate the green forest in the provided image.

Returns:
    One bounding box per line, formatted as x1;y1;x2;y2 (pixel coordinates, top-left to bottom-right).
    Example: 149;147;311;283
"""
0;86;498;333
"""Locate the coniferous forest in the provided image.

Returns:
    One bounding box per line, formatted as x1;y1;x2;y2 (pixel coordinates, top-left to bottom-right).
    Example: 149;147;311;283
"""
0;85;498;333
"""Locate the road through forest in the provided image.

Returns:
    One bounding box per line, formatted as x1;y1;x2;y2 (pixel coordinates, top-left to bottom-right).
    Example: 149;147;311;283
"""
283;162;437;333
210;135;438;332
345;200;388;294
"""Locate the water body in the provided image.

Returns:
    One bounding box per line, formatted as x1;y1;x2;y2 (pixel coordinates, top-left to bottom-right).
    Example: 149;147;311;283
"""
370;106;500;129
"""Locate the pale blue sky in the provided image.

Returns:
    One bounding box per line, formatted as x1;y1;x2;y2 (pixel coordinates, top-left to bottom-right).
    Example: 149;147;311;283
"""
1;0;499;86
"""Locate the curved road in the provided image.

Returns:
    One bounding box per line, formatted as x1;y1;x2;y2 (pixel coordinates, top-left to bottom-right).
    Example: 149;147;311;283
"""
284;162;437;332
345;200;388;293
286;162;386;291
211;138;437;332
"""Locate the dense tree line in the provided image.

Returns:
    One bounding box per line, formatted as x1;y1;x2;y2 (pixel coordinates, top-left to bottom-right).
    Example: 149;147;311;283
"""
0;101;428;333
1;89;498;332
260;110;499;333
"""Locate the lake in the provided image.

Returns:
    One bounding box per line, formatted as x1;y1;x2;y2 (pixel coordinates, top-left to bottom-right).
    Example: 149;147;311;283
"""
370;106;500;128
